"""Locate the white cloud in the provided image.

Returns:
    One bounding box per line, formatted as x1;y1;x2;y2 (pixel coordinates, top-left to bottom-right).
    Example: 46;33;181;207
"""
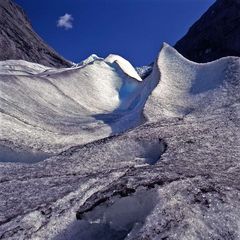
57;13;73;30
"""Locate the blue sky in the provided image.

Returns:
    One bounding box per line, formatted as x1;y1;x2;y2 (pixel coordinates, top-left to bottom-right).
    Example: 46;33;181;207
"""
15;0;215;66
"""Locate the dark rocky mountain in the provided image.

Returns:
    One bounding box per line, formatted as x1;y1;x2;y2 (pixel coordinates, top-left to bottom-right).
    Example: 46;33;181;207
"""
175;0;240;62
0;0;71;68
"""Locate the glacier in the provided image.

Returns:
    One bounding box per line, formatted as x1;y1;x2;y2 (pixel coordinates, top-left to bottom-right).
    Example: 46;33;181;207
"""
145;43;240;120
0;54;147;157
0;43;239;239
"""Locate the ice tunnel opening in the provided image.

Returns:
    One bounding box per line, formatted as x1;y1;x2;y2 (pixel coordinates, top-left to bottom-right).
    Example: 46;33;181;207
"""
57;188;159;240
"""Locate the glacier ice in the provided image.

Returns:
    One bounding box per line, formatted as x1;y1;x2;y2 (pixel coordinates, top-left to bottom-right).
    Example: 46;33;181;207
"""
0;55;146;156
0;145;51;164
6;42;239;157
105;54;142;81
0;43;239;239
55;188;158;240
144;43;240;120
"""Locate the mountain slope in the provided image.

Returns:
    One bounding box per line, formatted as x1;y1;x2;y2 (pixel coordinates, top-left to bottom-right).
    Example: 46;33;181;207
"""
0;0;71;67
175;0;240;62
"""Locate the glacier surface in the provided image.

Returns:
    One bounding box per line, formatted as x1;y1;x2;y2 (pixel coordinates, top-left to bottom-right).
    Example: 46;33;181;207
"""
0;55;147;156
0;44;239;239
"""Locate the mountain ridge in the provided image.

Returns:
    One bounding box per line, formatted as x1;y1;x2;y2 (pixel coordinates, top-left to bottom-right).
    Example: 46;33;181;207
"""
175;0;240;62
0;0;71;68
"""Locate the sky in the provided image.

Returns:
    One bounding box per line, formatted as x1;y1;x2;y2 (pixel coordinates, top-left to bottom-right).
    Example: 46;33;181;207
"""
15;0;215;66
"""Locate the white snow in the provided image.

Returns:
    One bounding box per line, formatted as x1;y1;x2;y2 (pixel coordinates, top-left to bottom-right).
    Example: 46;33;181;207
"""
1;43;239;160
144;43;240;120
105;54;142;81
0;42;239;239
77;54;103;67
0;55;145;155
0;60;51;75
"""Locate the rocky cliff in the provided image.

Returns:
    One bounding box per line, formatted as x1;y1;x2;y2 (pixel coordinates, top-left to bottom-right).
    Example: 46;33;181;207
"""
175;0;240;62
0;0;71;67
